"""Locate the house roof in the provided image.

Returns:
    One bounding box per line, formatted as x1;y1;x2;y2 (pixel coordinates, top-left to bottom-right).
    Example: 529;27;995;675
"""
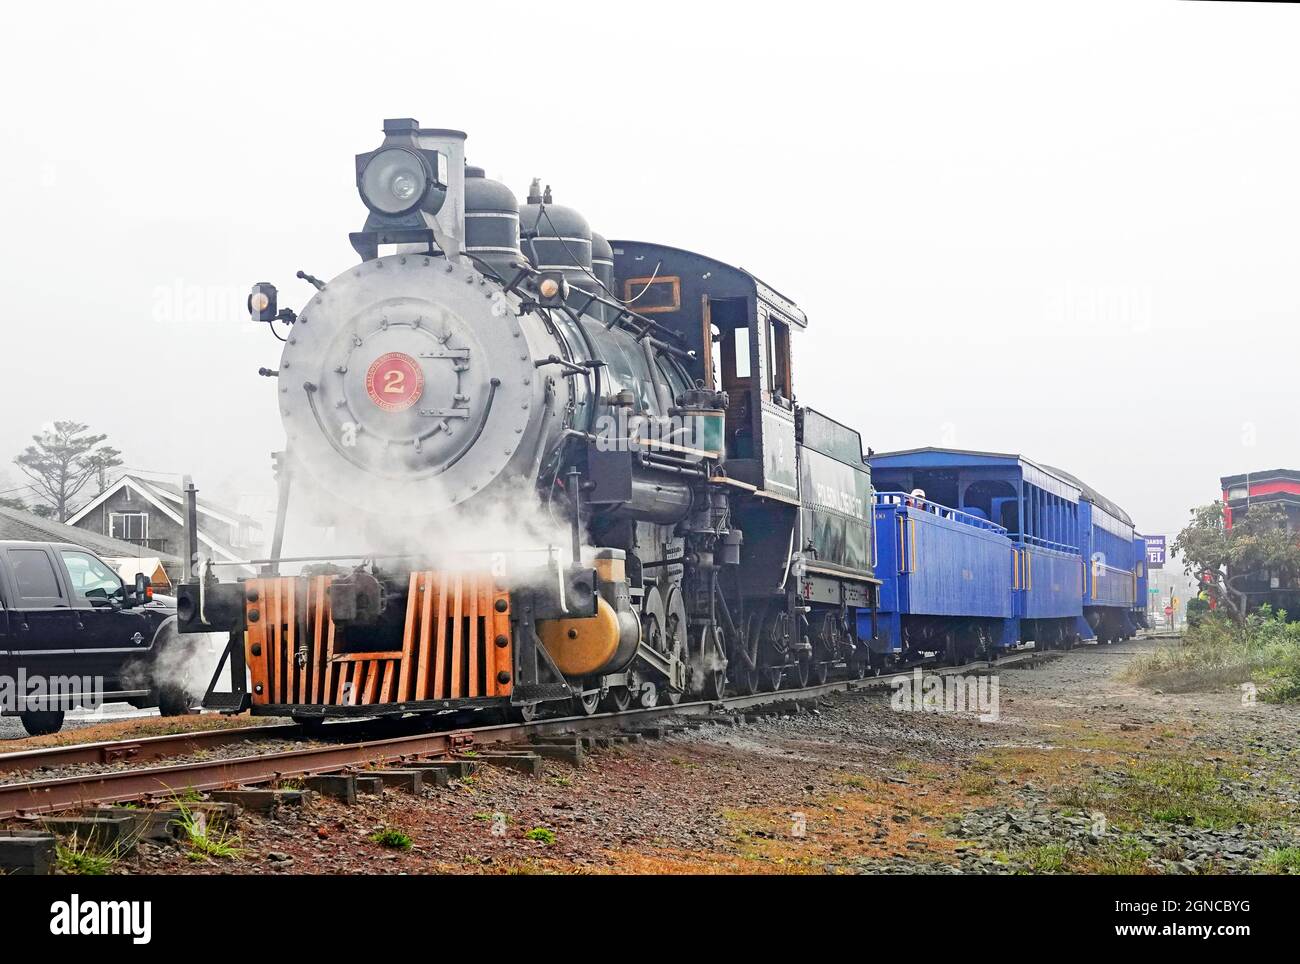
64;474;259;569
132;477;262;530
0;505;182;566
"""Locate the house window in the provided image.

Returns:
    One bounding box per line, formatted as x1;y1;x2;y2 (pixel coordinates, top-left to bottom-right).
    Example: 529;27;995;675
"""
110;512;149;542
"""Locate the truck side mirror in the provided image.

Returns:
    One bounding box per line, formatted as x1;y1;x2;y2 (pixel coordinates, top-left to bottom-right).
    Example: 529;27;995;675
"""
134;572;152;603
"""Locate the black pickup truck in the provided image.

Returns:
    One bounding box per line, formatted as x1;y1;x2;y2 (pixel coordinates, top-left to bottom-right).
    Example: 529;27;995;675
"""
0;540;194;736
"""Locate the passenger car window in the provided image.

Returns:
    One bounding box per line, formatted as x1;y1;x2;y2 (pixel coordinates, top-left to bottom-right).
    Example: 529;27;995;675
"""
10;549;63;599
60;550;122;601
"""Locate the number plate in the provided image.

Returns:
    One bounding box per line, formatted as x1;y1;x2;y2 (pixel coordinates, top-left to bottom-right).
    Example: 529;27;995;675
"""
365;352;424;411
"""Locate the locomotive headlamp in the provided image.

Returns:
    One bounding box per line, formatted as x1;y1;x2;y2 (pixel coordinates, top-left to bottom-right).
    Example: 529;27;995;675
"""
248;282;277;323
537;272;569;307
350;119;462;261
359;147;430;216
354;120;449;222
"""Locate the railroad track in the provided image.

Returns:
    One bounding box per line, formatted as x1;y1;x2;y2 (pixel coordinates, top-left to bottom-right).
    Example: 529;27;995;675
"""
0;722;302;777
0;649;1049;820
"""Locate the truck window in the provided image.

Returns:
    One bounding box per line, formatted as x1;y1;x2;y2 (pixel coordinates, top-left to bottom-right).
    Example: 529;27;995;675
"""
10;549;63;600
60;550;122;600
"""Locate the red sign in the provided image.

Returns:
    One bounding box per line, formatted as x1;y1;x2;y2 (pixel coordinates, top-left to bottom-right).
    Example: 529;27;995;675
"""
365;352;424;412
1164;606;1174;617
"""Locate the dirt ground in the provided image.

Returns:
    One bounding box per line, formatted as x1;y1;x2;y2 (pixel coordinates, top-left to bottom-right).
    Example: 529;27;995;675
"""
18;636;1300;875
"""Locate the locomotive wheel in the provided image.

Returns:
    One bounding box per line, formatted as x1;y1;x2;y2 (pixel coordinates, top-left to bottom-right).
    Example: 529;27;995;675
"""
572;690;601;716
517;702;544;723
789;653;811;689
812;613;838;685
730;609;764;695
638;587;668;708
658;588;689;706
846;650;868;680
698;624;727;702
758;607;790;692
760;666;784;692
601;685;634;713
729;659;760;696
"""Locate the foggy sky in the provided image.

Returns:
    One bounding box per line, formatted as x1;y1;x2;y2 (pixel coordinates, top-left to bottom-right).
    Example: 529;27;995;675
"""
1;0;1295;551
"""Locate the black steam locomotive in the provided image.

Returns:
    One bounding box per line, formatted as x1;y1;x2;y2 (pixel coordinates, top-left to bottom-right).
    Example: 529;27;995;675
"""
178;119;877;721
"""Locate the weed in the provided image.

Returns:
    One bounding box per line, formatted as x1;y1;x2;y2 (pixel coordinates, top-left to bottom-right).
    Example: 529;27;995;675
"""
1056;758;1269;830
1257;847;1300;874
369;827;413;850
524;827;557;845
174;803;245;861
54;835;116;875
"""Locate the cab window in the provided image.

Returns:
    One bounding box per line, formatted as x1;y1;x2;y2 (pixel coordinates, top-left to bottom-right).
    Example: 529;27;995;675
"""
60;550;122;603
766;316;791;404
10;549;63;601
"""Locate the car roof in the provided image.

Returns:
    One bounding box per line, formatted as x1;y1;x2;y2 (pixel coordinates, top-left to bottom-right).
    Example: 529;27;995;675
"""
0;540;104;553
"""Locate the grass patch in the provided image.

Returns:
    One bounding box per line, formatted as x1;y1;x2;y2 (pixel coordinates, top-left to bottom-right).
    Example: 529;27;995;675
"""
1056;758;1271;830
959;772;997;796
1015;843;1071;873
524;827;557;845
1125;608;1300;700
174;803;245;861
55;836;117;875
1257;848;1300;874
1011;837;1153;875
370;827;413;850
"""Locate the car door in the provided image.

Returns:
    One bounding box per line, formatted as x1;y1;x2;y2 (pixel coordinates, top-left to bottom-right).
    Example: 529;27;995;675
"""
0;545;79;661
0;571;11;669
57;549;151;655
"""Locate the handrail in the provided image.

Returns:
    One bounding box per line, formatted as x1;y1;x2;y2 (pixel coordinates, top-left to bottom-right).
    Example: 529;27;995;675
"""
874;492;1007;535
1020;534;1078;553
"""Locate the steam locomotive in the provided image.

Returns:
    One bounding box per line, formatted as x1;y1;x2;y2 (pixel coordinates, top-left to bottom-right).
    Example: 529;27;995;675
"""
177;119;878;722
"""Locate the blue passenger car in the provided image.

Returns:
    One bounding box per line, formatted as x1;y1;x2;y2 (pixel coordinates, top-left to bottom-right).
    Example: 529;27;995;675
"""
869;449;1092;648
1132;534;1150;631
1052;471;1141;642
860;492;1015;664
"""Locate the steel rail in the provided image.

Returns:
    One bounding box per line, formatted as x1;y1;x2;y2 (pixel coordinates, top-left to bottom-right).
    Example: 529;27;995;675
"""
0;650;1046;819
0;722;302;777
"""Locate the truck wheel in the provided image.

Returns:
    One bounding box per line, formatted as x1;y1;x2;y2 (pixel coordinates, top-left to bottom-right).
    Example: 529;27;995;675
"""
19;710;64;736
156;684;193;717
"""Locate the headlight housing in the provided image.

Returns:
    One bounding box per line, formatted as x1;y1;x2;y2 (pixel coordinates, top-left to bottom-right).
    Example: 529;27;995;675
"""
359;147;430;216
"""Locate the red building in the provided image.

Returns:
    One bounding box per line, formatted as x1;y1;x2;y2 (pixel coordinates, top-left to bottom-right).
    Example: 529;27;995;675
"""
1221;469;1300;531
1220;468;1300;613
